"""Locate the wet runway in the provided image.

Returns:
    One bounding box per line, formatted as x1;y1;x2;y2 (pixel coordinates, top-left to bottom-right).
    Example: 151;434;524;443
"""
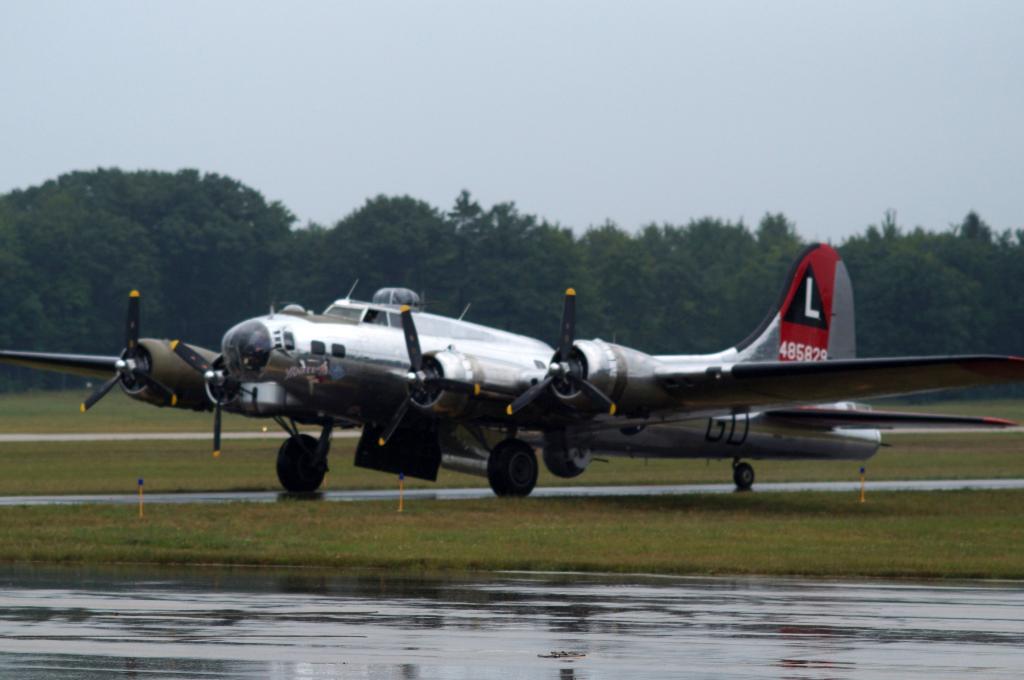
0;565;1020;678
0;478;1022;507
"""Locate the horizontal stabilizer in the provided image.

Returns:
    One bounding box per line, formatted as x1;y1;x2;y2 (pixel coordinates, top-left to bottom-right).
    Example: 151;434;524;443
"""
763;407;1017;430
657;355;1024;411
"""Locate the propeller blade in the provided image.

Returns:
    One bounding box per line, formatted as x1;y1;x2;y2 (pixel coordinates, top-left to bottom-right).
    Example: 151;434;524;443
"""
170;339;210;373
125;290;141;357
80;374;121;412
570;375;617;415
426;377;481;396
399;305;423;372
378;395;412;447
132;370;178;406
506;376;553;416
557;288;576;362
212;401;222;457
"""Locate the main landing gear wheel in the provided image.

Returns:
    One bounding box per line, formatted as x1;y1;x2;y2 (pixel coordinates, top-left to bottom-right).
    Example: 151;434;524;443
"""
276;434;327;493
733;461;755;491
487;438;538;497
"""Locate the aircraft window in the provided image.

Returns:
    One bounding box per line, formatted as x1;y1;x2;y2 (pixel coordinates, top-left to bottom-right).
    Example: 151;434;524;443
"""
223;320;273;377
331;343;346;358
310;340;325;355
364;309;390;326
387;312;402;327
324;305;365;323
283;332;295;350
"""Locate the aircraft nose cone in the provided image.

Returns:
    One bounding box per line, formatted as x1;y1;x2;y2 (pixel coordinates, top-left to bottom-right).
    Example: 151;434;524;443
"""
222;320;273;378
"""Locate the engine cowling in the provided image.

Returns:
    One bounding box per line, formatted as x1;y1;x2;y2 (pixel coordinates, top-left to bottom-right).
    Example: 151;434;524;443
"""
551;339;668;415
411;350;527;418
121;339;212;410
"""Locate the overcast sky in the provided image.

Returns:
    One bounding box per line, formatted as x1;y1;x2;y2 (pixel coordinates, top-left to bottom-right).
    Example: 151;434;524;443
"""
1;1;1021;241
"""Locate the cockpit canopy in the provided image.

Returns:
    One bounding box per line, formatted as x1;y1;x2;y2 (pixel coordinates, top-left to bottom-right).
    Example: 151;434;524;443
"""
322;287;421;326
371;287;421;308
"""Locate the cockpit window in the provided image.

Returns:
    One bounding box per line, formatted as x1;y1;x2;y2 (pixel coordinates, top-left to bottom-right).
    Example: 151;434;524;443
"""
323;305;365;323
364;309;391;326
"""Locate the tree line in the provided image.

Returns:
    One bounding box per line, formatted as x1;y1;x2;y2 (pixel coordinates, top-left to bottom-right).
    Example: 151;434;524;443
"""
1;168;1021;394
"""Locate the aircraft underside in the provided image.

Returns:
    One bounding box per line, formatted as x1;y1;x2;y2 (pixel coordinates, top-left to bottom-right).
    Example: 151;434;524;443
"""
338;414;882;496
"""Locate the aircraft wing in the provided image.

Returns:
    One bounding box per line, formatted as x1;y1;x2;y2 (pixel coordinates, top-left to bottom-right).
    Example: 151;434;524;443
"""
0;350;119;380
761;406;1017;430
656;355;1024;412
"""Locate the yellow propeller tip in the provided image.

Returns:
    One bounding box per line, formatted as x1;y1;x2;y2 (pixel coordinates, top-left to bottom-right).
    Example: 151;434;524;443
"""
129;290;140;298
609;403;617;416
170;394;178;407
79;403;86;413
400;305;411;313
565;287;576;296
378;438;386;447
212;450;221;458
473;384;481;396
170;339;179;350
506;405;514;416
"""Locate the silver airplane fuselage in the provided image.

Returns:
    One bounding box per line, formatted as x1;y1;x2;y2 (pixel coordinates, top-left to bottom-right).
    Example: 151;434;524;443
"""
217;298;881;471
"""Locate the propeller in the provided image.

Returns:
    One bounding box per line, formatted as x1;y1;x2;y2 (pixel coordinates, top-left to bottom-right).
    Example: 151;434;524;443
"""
170;339;237;458
81;290;177;412
505;288;616;417
377;305;480;446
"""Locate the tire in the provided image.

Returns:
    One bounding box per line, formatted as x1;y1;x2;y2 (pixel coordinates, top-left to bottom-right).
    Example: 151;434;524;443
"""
542;447;587;479
487;438;538;497
733;461;755;491
541;431;589;479
276;434;327;493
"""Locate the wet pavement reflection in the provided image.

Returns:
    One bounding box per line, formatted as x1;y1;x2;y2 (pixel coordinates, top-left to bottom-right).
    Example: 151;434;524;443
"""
0;564;1021;678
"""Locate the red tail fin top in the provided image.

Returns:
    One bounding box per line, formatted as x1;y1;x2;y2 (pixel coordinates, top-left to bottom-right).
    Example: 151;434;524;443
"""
777;245;841;361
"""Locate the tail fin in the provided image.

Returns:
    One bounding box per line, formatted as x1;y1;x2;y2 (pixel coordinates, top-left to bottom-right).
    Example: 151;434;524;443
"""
735;243;856;362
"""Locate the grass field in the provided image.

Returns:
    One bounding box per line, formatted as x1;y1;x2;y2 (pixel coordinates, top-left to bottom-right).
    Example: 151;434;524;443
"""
0;391;1021;578
0;490;1021;579
0;432;1021;495
0;389;264;433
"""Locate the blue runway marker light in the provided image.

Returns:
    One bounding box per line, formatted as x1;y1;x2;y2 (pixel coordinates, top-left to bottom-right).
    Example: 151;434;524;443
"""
859;467;865;475
137;478;144;518
138;478;144;486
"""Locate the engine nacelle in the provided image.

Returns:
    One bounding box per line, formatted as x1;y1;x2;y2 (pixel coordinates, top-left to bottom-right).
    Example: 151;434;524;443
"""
412;349;527;418
552;339;665;415
120;339;212;410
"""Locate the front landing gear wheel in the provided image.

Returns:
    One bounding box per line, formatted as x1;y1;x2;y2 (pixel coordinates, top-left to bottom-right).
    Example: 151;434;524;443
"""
487;438;538;497
733;461;755;491
277;434;327;492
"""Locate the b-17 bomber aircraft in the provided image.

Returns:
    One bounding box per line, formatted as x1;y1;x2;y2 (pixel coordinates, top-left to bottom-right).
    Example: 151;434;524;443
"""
2;244;1022;496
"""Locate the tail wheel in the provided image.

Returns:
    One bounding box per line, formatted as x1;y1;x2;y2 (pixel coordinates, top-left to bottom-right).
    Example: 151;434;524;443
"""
276;434;326;493
487;438;538;497
733;461;755;491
